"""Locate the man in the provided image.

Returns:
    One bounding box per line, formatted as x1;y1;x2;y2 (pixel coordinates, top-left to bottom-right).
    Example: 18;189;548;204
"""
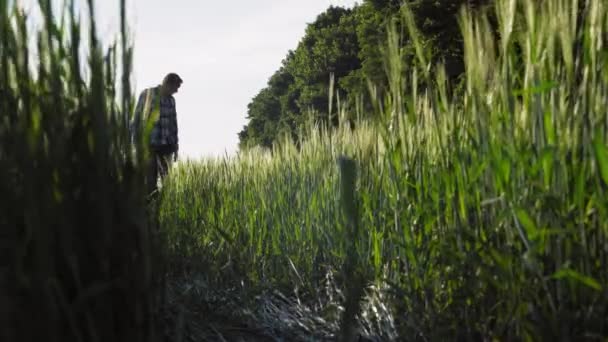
130;73;182;194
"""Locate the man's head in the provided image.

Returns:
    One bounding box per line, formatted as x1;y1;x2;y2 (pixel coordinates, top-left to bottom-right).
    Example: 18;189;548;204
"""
160;73;183;96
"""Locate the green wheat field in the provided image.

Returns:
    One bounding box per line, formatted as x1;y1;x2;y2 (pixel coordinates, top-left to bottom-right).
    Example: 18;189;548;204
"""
1;0;607;340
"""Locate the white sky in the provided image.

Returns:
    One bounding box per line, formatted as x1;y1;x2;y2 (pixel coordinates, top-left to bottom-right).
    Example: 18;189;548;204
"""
97;0;360;159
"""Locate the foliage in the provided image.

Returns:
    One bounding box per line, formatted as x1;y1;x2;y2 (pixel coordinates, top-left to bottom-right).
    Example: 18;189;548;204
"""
240;6;360;148
0;1;162;341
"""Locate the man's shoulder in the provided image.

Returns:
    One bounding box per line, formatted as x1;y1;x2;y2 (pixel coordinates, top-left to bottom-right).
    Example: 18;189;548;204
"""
139;86;160;97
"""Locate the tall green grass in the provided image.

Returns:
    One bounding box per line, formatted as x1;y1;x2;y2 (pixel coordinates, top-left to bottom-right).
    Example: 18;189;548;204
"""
161;0;608;339
0;1;162;341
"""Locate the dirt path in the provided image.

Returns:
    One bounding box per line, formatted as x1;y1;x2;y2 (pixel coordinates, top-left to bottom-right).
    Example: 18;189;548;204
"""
161;273;396;341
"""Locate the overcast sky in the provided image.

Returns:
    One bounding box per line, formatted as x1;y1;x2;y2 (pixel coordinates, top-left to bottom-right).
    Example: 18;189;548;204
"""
90;0;359;159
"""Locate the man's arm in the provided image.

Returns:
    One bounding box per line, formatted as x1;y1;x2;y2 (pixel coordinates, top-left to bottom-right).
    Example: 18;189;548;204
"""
172;96;179;161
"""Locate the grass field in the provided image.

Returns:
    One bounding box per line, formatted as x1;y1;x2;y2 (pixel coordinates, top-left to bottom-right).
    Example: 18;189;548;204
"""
159;0;608;339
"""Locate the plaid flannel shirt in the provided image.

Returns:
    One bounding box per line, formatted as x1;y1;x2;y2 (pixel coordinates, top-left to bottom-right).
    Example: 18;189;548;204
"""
130;86;179;153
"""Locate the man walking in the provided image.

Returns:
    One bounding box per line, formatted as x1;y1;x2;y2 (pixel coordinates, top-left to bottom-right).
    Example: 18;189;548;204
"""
130;73;183;194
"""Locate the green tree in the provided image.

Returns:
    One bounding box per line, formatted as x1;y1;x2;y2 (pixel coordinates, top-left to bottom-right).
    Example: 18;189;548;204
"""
239;53;298;149
240;6;361;148
287;6;361;126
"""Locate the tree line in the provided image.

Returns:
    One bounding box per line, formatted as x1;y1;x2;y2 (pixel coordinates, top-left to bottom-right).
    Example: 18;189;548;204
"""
238;0;490;149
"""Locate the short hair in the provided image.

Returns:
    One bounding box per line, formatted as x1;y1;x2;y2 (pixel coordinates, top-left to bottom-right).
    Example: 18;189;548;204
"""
163;73;183;86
